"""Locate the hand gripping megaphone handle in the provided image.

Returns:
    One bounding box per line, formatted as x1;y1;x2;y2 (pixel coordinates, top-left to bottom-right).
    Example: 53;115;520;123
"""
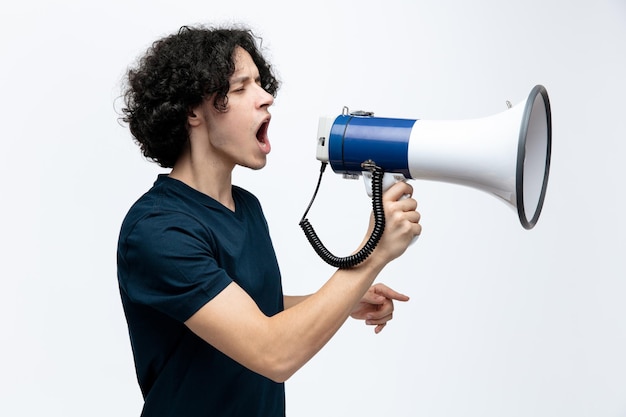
363;171;419;245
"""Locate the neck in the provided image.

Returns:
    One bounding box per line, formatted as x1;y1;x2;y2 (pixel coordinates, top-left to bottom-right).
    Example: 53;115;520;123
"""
169;144;236;211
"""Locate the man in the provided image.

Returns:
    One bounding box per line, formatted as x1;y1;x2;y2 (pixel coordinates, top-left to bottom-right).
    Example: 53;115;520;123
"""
117;24;421;416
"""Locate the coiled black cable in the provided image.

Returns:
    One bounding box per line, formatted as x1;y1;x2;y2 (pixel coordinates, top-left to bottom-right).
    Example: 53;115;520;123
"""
299;161;386;269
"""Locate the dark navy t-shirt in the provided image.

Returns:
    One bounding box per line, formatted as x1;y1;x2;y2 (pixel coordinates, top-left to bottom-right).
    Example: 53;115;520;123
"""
117;175;285;416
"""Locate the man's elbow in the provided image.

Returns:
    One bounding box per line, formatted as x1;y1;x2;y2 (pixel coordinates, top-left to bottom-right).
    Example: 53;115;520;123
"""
257;352;300;383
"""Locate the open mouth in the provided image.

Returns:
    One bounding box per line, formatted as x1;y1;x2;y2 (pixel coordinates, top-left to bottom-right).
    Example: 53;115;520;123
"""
256;118;271;153
256;121;269;143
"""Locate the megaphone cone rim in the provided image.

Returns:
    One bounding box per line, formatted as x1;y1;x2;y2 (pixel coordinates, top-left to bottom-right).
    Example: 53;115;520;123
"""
516;85;552;229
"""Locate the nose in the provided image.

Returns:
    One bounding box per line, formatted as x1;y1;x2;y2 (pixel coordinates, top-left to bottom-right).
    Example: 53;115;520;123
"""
258;85;274;108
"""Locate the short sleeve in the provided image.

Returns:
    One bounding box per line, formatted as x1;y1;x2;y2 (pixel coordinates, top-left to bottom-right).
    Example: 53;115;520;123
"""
118;210;233;322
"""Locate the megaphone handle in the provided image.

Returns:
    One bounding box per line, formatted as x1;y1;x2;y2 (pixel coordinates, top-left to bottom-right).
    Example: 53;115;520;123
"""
363;172;407;197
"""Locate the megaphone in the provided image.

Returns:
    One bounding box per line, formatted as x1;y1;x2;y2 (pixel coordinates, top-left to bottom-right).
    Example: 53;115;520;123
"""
300;85;551;268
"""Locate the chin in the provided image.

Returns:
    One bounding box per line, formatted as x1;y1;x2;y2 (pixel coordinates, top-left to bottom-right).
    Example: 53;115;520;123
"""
243;159;267;171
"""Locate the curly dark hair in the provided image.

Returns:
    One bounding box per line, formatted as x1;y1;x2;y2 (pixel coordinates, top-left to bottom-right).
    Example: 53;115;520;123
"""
121;25;280;168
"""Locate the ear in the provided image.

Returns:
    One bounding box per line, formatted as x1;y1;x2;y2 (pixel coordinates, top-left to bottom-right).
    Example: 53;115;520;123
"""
187;105;203;127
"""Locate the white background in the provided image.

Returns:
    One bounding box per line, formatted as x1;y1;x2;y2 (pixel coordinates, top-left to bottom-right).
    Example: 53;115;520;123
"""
1;1;625;416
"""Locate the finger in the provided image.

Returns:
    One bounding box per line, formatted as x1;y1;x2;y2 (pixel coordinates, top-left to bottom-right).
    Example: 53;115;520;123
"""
373;284;410;302
398;210;422;234
395;196;418;212
366;312;393;325
383;181;414;202
368;316;391;334
412;221;422;237
405;210;421;223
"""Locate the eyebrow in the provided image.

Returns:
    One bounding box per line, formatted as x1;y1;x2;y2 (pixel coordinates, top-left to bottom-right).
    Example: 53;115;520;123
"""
230;75;261;85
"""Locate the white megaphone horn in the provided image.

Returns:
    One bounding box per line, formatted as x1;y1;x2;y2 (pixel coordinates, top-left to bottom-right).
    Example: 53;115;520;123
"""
315;85;552;230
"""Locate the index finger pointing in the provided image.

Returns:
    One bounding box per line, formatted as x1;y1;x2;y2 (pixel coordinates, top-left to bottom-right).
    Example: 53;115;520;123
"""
373;284;410;302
